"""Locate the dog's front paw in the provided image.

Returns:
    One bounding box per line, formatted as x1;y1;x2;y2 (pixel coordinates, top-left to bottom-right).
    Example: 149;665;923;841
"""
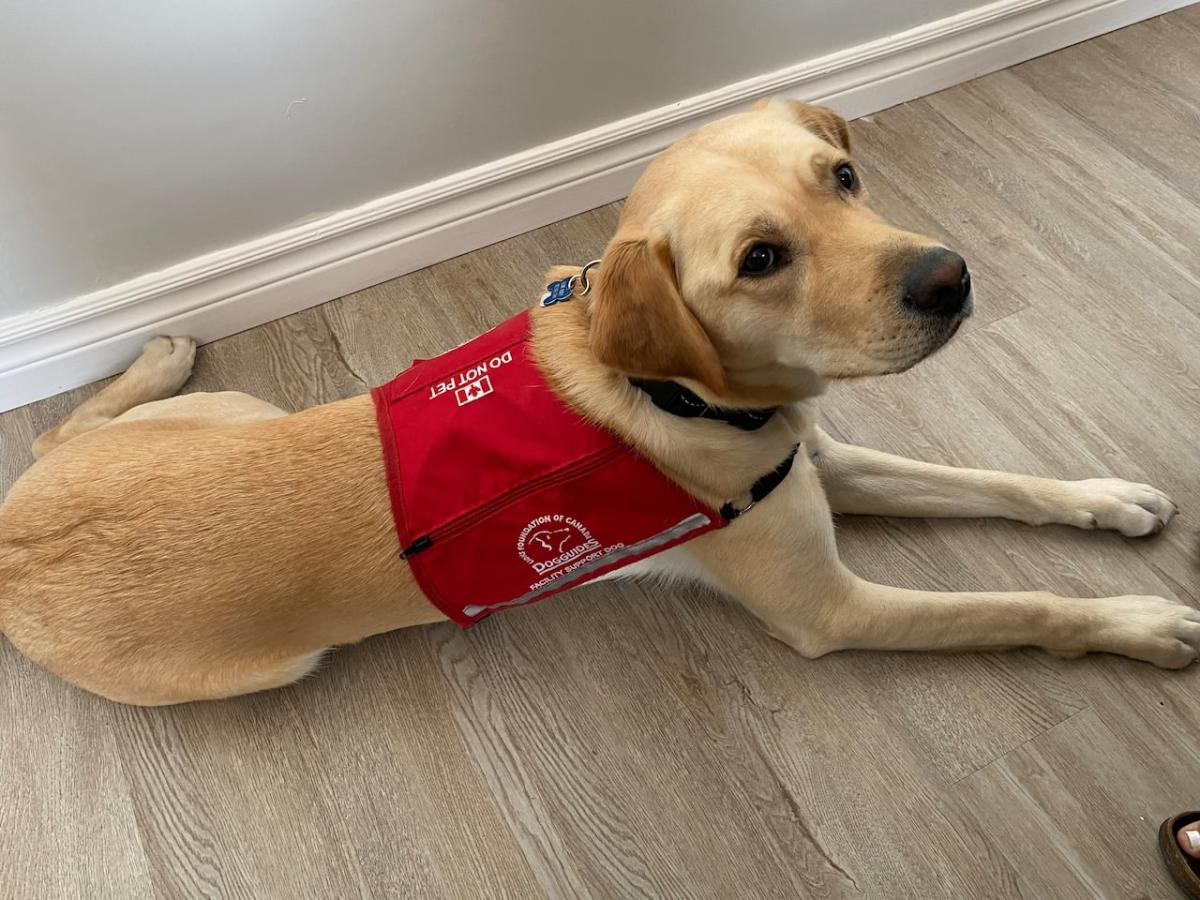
1084;594;1200;668
1058;478;1178;537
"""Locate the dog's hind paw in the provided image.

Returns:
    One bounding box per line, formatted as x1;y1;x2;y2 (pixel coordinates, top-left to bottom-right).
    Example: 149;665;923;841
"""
127;336;197;400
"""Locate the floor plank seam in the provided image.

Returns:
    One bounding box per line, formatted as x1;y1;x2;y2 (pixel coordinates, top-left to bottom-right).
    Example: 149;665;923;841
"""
973;303;1029;334
319;307;368;387
951;706;1089;787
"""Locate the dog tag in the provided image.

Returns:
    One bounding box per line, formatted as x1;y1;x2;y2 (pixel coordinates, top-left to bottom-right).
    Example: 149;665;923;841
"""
539;276;575;307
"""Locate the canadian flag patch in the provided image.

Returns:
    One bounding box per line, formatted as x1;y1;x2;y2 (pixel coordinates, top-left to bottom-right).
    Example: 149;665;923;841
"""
455;375;493;406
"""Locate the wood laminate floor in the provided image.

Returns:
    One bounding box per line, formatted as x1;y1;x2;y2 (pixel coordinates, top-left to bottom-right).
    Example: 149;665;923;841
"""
3;9;1199;898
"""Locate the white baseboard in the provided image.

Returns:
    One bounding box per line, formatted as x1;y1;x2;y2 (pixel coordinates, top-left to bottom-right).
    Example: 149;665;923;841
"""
0;0;1187;413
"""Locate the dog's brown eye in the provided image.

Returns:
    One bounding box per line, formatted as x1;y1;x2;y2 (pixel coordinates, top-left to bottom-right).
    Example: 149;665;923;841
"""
740;243;778;276
835;163;858;191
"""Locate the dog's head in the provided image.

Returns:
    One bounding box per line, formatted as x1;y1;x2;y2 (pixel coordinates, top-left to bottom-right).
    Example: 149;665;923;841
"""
589;100;973;404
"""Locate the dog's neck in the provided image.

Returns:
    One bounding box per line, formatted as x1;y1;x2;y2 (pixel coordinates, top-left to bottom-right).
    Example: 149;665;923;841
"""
627;378;780;431
530;299;816;509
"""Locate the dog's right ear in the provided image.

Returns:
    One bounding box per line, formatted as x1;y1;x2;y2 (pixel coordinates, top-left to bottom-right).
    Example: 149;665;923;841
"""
771;100;851;153
589;233;727;396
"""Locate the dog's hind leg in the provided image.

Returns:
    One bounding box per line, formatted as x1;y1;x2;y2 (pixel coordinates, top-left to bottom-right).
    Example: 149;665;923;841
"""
810;427;1177;538
83;649;329;707
111;391;287;427
32;336;197;459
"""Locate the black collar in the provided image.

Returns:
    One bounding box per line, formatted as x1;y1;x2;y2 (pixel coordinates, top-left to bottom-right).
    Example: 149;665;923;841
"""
628;378;778;432
720;444;800;521
628;377;795;521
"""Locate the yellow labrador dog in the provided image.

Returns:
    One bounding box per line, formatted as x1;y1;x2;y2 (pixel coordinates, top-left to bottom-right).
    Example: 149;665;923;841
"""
0;100;1192;706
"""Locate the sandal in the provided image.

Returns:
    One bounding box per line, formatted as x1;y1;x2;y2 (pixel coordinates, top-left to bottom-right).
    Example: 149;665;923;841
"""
1160;811;1200;898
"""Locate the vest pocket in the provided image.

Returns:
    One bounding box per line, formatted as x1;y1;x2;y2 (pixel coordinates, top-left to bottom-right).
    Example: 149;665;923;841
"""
399;444;627;557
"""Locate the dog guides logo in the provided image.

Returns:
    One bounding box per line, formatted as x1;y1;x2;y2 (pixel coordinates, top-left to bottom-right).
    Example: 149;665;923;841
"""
517;515;601;576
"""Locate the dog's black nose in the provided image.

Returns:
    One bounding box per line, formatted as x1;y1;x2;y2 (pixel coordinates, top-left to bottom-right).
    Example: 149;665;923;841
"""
902;248;971;317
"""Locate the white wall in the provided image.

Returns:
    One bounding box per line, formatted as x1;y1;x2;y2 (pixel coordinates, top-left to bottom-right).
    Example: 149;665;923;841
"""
0;0;984;319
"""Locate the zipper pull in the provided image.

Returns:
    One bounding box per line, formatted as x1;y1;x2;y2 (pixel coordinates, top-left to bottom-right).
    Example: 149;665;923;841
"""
400;535;433;559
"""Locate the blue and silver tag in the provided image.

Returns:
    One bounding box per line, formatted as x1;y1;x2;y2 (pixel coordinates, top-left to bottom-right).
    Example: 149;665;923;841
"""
539;276;575;307
539;259;602;308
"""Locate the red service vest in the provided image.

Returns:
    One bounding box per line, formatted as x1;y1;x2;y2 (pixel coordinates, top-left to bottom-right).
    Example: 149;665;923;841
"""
371;310;726;626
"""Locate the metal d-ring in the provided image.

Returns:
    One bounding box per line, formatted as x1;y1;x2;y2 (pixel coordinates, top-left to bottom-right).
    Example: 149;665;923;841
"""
571;258;602;297
731;497;756;517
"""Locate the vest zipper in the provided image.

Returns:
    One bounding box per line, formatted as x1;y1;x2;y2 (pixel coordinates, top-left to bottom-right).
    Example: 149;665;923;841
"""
399;535;433;559
399;444;628;558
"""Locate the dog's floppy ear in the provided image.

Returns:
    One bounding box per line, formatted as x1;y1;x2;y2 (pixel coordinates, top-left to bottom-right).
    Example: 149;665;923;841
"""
589;233;727;396
781;100;851;153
